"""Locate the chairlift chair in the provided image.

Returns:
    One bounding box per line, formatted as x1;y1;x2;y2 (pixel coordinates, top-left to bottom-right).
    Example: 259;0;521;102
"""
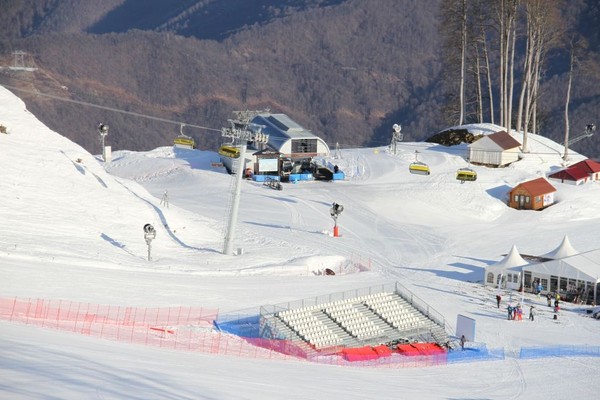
456;168;477;183
218;134;241;158
409;150;430;175
218;144;240;158
173;124;195;149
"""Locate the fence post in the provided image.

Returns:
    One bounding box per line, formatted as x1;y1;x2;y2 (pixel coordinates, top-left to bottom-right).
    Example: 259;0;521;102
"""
25;298;32;325
55;299;62;329
10;297;17;322
117;305;122;340
72;301;78;332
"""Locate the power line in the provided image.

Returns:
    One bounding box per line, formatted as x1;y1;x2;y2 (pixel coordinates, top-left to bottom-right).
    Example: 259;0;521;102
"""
0;82;221;133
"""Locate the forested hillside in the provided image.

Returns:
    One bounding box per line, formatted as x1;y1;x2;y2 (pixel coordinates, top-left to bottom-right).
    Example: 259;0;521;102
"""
0;0;599;158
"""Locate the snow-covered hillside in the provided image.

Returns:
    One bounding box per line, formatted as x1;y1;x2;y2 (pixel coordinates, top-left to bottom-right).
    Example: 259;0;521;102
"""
2;84;600;399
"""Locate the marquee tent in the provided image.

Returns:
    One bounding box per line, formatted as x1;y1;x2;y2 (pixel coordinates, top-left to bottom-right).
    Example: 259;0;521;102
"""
540;235;579;260
524;249;600;304
484;245;528;290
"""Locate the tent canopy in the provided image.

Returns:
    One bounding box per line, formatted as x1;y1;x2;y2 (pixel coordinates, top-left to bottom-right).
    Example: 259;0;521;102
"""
525;249;600;283
485;245;528;274
540;235;579;260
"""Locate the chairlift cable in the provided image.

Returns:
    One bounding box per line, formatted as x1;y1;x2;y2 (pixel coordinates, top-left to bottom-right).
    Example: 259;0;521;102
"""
0;82;221;133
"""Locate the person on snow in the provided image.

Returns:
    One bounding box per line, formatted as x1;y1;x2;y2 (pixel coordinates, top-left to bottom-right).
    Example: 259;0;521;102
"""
546;292;552;307
460;335;466;351
496;294;502;308
529;305;535;321
507;304;513;320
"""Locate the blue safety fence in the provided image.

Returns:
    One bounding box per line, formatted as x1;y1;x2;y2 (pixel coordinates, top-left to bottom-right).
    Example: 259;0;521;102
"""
446;343;505;364
213;314;261;338
520;345;600;359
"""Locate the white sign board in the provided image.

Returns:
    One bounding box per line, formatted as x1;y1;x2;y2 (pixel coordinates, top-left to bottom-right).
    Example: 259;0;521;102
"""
258;158;278;173
456;314;476;342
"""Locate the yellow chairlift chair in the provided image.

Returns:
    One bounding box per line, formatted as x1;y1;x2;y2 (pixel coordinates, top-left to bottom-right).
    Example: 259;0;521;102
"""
409;150;430;175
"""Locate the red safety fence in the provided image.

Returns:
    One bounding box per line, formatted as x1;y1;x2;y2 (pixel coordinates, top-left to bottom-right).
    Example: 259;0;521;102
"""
0;297;462;367
0;297;297;361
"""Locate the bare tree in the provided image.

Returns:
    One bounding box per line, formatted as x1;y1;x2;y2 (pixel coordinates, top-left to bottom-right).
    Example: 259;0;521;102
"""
440;0;469;126
516;0;564;152
459;0;467;125
497;0;520;131
479;6;495;124
563;35;588;161
469;0;494;123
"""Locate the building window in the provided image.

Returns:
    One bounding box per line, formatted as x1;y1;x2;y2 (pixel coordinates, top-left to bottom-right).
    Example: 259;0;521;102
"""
550;276;558;292
486;272;494;284
560;277;568;292
536;196;541;202
292;139;317;154
525;196;530;203
514;195;518;202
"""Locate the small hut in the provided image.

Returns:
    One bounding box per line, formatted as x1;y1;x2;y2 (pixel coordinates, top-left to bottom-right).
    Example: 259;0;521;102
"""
508;177;556;210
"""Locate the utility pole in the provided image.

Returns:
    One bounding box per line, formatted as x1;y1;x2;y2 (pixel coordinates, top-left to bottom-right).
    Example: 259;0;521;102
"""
222;111;269;255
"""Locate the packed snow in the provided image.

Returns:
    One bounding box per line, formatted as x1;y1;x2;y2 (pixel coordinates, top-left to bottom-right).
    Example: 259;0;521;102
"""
1;84;600;399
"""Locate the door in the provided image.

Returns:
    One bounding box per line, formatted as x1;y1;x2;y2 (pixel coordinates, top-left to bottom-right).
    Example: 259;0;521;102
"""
517;195;528;209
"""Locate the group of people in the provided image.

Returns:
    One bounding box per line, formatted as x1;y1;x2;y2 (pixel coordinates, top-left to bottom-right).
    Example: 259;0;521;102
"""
495;290;561;323
507;304;524;320
506;303;536;321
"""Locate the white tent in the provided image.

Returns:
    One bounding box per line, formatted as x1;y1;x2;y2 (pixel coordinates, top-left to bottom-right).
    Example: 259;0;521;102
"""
540;235;579;259
524;249;600;304
484;245;529;289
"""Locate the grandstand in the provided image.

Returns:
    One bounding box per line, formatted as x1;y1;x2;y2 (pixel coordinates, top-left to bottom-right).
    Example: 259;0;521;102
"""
258;282;454;356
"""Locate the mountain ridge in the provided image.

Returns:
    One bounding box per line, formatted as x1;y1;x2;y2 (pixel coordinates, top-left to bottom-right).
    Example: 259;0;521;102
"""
1;0;599;159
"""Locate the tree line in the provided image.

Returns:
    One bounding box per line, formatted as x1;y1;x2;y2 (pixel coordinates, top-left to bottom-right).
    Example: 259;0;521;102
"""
440;0;599;159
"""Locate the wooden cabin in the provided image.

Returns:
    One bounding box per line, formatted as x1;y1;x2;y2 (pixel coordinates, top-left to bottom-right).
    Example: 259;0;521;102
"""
508;177;556;210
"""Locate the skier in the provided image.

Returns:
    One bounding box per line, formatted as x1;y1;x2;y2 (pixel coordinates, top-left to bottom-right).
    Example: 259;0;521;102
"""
460;335;466;351
529;305;535;321
496;294;502;308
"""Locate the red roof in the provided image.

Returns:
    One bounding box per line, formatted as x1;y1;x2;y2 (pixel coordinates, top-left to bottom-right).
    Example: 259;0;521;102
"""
488;131;521;150
569;159;600;174
549;166;589;181
514;177;556;196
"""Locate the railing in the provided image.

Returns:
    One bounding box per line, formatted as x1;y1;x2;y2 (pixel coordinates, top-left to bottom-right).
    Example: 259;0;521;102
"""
394;281;448;332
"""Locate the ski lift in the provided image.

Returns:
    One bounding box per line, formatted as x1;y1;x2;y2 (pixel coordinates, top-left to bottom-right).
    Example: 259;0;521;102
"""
409;150;430;175
456;159;477;183
173;124;195;149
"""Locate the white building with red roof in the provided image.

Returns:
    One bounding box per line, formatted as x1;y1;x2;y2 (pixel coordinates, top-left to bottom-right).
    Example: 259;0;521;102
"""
468;130;522;166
